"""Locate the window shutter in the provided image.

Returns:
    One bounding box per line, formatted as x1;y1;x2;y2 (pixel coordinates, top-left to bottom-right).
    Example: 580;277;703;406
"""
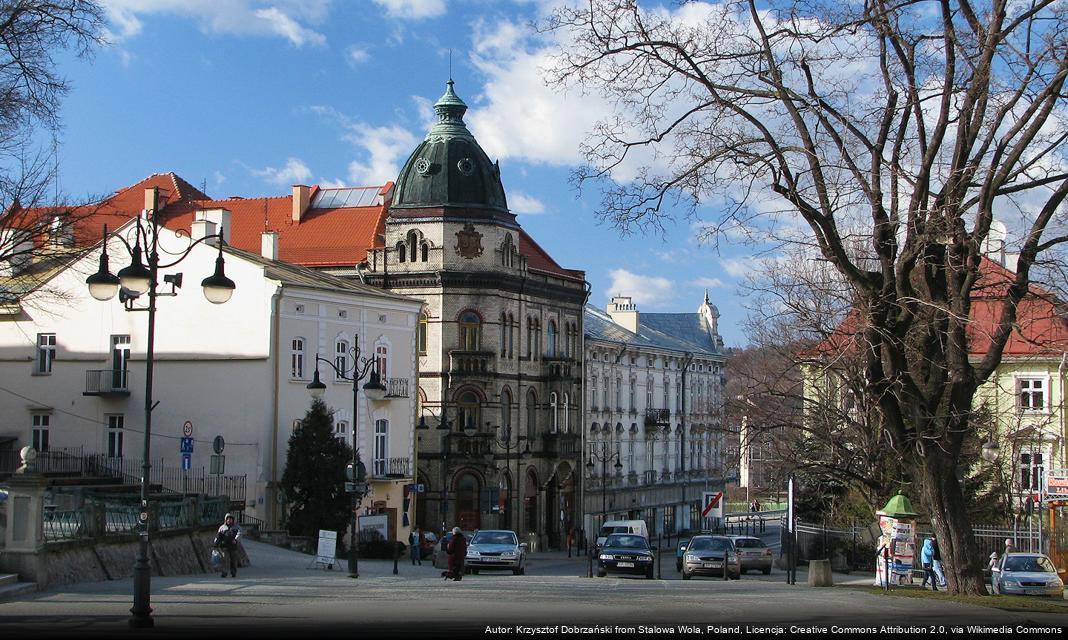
1014;378;1023;410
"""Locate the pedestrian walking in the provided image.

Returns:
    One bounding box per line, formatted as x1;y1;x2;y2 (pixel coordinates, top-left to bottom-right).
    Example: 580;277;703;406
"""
443;526;466;581
409;527;423;566
214;513;242;578
931;537;946;587
920;537;938;591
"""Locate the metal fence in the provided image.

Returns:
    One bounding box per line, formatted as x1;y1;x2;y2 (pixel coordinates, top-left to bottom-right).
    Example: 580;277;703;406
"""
41;497;232;542
43;509;88;541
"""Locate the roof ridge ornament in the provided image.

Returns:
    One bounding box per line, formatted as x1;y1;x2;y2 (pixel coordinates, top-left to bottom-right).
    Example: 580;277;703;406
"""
428;79;474;141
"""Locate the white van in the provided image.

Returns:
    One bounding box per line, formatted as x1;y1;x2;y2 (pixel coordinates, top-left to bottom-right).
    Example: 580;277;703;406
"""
596;520;649;548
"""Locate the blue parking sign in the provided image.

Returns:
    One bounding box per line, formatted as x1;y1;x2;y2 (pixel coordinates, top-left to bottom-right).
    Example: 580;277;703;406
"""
180;437;194;453
181;453;192;470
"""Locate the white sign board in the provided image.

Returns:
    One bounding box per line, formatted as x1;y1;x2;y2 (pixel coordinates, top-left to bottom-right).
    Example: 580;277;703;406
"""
701;491;724;519
316;529;337;566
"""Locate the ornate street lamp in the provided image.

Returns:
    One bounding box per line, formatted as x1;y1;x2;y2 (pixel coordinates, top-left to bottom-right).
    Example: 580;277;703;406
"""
586;442;623;539
306;344;381;578
86;188;236;629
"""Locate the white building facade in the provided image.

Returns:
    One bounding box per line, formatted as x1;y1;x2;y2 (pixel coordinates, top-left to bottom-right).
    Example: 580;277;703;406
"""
583;295;728;536
0;200;422;533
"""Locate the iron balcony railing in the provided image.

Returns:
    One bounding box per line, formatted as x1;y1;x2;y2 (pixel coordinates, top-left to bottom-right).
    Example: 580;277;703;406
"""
385;377;409;398
644;408;671;425
84;369;131;396
371;456;411;478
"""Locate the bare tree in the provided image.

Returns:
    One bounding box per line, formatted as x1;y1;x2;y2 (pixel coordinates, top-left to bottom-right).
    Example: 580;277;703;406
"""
544;0;1068;594
0;1;104;285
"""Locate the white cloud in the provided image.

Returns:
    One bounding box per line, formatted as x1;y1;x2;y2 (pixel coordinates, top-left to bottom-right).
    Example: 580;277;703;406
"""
101;1;329;47
606;268;675;308
720;257;754;279
346;45;370;66
509;192;546;215
373;0;446;19
693;277;725;288
252;157;313;186
345;124;419;185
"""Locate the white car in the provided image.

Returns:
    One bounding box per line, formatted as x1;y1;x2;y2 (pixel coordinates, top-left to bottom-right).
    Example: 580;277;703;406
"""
991;553;1064;597
465;529;527;575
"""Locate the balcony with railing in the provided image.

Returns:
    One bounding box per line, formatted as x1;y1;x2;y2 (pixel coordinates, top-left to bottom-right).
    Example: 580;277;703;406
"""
643;469;658;484
385;377;409;398
84;369;131;397
371;456;411;479
448;350;496;377
542;356;576;380
541;431;581;457
644;408;671;426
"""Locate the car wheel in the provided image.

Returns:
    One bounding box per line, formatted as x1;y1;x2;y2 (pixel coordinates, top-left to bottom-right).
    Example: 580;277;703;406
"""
464;567;472;575
471;569;479;575
762;567;771;575
682;570;692;580
646;568;654;580
676;561;682;572
597;569;606;578
733;570;741;580
513;567;521;576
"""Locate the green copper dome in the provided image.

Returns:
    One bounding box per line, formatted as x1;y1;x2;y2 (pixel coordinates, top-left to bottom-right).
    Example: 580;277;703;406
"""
392;81;509;213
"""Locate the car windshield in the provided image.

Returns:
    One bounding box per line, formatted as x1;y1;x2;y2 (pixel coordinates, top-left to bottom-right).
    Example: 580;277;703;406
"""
1004;556;1056;573
601;526;631;536
688;537;730;552
472;531;517;546
733;538;766;549
605;534;648;549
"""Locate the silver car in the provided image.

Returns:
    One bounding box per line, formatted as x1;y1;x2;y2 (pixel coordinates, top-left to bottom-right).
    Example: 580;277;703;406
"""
465;529;527;575
729;535;773;575
992;553;1064;597
681;535;741;580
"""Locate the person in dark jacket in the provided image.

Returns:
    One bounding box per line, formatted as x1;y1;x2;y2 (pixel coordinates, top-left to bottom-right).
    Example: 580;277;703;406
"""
214;513;242;578
444;526;467;581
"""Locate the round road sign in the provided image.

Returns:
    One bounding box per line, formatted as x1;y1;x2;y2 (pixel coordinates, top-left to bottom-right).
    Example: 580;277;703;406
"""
183;421;193;437
213;435;225;454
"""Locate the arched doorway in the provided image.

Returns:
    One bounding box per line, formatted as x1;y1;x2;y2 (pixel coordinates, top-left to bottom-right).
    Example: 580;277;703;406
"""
558;463;575;547
524;469;539;538
455;471;481;531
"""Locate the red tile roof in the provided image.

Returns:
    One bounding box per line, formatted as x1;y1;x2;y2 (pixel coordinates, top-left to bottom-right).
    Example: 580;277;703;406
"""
518;229;585;282
805;257;1068;360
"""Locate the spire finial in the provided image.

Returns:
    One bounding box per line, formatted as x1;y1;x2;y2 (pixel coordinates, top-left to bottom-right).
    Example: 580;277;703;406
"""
449;49;453;82
704;289;710;305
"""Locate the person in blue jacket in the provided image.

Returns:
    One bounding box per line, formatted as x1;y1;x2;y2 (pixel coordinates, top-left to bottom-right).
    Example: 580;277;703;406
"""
919;537;938;591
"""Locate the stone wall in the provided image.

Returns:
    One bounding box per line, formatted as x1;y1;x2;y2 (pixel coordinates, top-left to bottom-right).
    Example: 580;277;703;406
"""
3;526;250;588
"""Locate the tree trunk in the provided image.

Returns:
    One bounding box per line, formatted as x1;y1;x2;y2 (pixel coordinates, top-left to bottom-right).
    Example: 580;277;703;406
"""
918;453;987;595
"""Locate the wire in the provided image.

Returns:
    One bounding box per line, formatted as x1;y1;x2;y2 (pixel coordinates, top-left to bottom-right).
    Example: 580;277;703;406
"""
0;382;258;447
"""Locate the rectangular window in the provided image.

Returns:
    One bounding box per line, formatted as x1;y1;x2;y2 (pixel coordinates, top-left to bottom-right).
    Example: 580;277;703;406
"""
336;420;348;441
35;333;56;374
111;335;131;390
107;414;124;458
1019;452;1044;491
374;419;388;475
31;413;50;452
291;338;305;379
1018;378;1045;412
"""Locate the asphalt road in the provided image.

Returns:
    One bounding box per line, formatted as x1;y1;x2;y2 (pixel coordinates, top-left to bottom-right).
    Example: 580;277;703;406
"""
0;538;1064;639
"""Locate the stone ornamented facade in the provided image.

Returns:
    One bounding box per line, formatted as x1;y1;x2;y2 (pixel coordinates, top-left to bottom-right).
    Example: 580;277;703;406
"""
584;294;728;536
362;81;588;549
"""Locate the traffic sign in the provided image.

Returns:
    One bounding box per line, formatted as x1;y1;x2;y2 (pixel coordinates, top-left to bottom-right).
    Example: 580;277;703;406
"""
406;483;425;493
182;420;193;437
181;453;192;470
702;491;724;518
213;435;225;454
180;437;194;454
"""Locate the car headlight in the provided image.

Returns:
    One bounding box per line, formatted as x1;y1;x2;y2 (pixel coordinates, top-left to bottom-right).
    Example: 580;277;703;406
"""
1001;579;1019;586
639;556;652;562
599;554;611;560
501;552;516;558
728;554;737;562
685;554;697;562
1048;580;1062;587
466;551;480;558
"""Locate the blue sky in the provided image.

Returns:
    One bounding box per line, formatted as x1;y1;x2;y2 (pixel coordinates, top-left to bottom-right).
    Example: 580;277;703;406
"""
51;0;755;346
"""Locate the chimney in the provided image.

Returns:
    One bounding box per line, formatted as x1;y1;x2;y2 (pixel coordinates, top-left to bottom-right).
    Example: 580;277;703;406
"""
191;218;216;242
144;186;158;213
607;295;640;333
292;184;311;223
193;208;231;245
261;231;279;261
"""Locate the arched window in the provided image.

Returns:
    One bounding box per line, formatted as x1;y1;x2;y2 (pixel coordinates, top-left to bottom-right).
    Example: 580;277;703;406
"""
526;389;537;438
501;388;512;434
421;243;429;262
459;311;481;350
590;374;598;408
629;378;636;410
535;319;541;359
526;317;535;358
546;321;557;357
615;376;622;409
373;419;389;475
507;313;515;358
457;390;481;432
549;392;559;433
407;230;419;263
499;312;507;356
562;392;570;432
417;314;428;354
375;343;389;379
396;241;406;263
291;337;305;379
335;338;349;380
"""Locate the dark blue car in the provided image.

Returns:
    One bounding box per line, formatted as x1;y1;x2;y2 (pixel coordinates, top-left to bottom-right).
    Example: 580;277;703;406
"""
597;533;655;579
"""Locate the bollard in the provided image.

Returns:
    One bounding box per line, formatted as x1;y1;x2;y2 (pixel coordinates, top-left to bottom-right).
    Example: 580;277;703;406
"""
657;534;662;580
587;544;594;578
393;540;399;575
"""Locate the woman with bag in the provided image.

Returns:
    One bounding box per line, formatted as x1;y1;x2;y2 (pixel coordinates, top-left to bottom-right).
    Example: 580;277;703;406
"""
214;513;242;578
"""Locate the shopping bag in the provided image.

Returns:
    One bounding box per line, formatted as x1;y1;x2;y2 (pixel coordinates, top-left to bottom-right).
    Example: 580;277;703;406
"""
210;549;223;570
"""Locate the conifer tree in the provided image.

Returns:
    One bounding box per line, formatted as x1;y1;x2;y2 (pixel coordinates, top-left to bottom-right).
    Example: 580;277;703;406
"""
280;399;353;538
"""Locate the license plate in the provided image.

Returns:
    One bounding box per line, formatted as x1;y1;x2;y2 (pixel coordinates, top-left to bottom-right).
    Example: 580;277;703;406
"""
617;562;634;568
704;563;721;569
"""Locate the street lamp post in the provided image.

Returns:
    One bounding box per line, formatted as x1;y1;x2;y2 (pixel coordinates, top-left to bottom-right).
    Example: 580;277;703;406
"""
86;187;236;629
586;442;623;536
492;424;530;531
306;346;387;578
